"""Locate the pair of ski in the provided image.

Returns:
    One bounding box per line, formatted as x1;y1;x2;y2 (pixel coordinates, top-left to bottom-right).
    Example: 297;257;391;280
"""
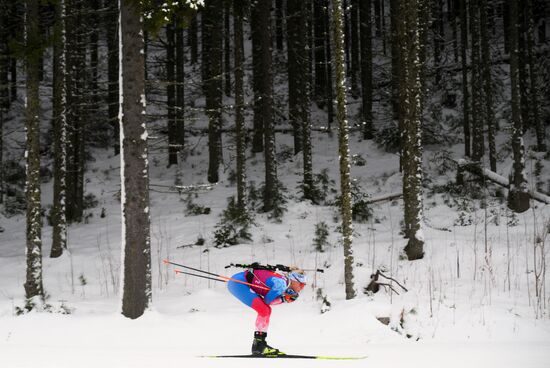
203;353;366;360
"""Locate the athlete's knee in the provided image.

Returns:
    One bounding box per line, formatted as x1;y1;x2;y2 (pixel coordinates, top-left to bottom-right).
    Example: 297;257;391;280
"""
251;298;271;317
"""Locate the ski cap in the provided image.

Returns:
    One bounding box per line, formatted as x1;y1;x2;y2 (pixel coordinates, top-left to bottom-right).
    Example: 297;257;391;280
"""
288;271;307;284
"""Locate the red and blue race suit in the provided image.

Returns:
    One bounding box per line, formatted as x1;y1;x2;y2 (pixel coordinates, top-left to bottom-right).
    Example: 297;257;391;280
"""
227;270;289;332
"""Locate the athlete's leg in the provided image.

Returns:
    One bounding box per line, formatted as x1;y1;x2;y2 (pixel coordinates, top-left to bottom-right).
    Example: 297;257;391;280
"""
227;272;272;332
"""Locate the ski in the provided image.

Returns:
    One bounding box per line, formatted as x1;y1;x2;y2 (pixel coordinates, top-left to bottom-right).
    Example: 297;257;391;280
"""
202;354;367;360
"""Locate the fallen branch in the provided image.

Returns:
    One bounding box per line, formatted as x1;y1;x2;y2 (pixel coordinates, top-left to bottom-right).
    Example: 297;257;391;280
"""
456;159;550;204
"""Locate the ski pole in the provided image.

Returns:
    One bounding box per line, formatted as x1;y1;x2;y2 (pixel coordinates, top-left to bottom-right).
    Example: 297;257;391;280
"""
164;259;221;278
174;270;270;290
166;260;271;291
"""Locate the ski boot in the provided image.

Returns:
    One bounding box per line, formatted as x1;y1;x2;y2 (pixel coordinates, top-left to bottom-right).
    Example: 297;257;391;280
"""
251;331;283;356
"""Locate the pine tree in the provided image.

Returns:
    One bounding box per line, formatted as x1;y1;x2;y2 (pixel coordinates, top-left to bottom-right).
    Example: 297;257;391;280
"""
24;0;44;304
119;0;152;319
331;0;356;300
400;0;425;261
51;0;68;258
507;0;530;213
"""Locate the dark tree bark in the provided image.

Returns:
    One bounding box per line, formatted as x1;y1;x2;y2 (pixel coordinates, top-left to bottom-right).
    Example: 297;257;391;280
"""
166;21;177;166
460;0;470;158
399;0;425;261
349;0;359;96
107;0;120;155
517;4;530;133
507;0;530;213
331;0;356;300
51;0;68;258
0;1;9;110
527;0;545;152
24;0;44;303
233;0;246;210
65;0;85;223
224;0;231;96
470;0;484;162
89;0;100;110
175;22;185;162
289;0;314;200
204;0;223;183
120;0;152;319
480;0;496;171
324;1;334;129
189;12;198;65
275;0;284;51
251;0;264;153
432;0;444;86
359;0;373;139
314;0;328;107
256;0;279;213
287;0;303;154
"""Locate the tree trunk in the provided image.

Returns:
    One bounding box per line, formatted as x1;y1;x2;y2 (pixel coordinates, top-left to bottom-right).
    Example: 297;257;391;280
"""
166;21;177;166
257;0;279;213
359;0;373;139
24;0;44;303
287;0;303;154
233;0;246;211
275;0;284;51
480;0;496;171
331;0;356;300
251;0;264;153
460;0;470;158
224;0;231;96
507;0;530;213
119;0;152;319
176;23;185;161
399;0;425;261
470;0;484;162
107;0;120;155
65;0;85;223
51;0;68;258
349;0;359;96
324;2;334;130
527;0;545;152
189;12;198;65
204;0;223;183
314;0;328;107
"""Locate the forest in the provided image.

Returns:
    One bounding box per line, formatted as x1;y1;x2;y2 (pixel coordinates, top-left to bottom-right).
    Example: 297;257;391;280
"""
0;0;549;367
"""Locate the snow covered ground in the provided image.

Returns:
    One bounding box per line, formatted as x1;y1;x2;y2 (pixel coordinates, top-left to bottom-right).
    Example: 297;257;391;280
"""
1;124;550;367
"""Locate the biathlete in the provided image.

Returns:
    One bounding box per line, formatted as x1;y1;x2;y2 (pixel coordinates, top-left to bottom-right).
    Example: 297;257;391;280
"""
227;266;307;356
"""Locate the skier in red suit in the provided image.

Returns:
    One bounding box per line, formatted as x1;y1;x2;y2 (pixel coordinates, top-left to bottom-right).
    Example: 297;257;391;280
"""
227;267;307;356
